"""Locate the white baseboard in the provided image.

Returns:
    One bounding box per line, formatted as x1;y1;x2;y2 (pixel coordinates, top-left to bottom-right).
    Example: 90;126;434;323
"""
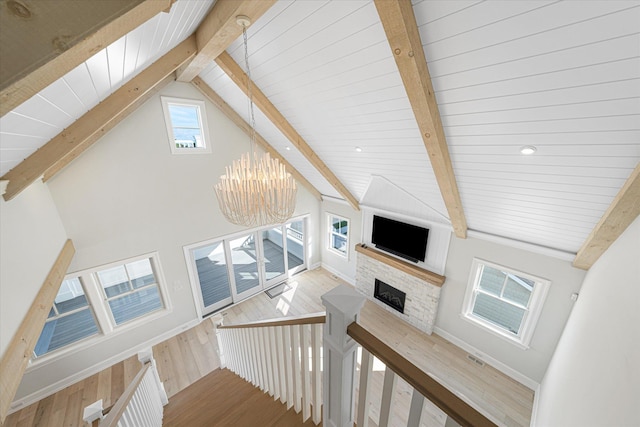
433;326;539;391
530;383;541;426
9;318;200;414
320;263;356;286
308;261;322;271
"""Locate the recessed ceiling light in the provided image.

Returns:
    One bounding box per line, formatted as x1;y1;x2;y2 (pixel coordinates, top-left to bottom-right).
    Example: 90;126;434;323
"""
355;146;362;152
285;146;291;151
520;145;537;155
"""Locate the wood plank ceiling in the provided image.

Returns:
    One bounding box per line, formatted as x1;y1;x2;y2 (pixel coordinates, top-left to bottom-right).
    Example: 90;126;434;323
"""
1;0;639;263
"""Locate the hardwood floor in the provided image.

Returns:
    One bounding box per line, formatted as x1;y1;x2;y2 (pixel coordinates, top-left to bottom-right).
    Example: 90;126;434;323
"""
3;356;140;427
221;268;534;427
5;267;533;427
4;320;220;427
163;368;318;427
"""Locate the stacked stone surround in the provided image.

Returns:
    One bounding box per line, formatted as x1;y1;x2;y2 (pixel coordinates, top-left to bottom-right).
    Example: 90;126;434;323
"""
355;251;441;335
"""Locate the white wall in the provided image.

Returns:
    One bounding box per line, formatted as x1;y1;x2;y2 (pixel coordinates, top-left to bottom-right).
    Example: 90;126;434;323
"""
534;216;640;427
320;199;362;283
436;235;586;385
0;180;68;359
16;81;320;399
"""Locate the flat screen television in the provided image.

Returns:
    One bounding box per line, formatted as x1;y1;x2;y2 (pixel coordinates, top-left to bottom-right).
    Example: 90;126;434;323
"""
371;215;429;263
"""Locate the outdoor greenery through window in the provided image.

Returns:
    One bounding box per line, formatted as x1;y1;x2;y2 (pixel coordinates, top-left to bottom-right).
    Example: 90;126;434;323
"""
462;258;550;348
161;96;211;154
34;278;99;357
328;214;349;257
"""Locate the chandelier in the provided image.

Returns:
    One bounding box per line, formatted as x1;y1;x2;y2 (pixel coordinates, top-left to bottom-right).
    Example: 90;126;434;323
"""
214;16;297;227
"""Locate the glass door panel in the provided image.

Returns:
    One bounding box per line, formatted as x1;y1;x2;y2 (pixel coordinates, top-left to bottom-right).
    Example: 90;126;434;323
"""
193;241;233;315
229;233;261;300
286;220;306;274
261;227;287;288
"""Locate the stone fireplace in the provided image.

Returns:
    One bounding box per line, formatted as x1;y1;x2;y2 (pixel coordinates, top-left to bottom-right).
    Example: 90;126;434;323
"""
355;244;445;335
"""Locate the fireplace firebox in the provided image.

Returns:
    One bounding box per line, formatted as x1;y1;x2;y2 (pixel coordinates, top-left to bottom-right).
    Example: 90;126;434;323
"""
374;279;406;314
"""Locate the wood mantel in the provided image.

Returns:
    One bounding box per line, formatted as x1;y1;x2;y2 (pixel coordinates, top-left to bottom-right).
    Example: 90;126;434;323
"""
355;244;445;287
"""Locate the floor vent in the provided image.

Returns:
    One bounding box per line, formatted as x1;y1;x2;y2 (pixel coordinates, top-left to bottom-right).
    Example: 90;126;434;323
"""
467;354;485;367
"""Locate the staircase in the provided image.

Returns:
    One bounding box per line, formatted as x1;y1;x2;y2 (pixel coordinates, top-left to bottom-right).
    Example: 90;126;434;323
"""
163;368;318;426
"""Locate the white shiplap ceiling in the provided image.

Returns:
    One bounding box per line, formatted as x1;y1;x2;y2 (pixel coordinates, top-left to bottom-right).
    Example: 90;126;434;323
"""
1;0;639;257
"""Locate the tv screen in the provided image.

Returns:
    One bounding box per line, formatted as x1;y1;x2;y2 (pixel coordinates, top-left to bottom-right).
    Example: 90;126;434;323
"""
371;215;428;263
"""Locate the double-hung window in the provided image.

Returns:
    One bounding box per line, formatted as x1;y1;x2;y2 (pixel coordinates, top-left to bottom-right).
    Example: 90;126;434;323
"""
161;96;211;154
328;214;349;257
34;278;100;357
33;254;168;359
462;258;550;348
96;258;164;325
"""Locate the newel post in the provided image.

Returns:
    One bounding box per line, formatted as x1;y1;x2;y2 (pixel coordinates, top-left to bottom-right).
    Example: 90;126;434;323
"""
321;285;366;427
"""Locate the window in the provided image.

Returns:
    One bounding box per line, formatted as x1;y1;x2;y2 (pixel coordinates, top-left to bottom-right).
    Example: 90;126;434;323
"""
328;214;349;257
34;278;100;357
33;254;169;360
161;96;211;154
96;258;164;325
462;258;550;348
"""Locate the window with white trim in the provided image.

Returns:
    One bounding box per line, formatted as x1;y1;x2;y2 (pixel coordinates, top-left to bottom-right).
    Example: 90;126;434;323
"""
328;214;349;257
462;258;550;348
34;278;100;357
161;96;211;154
33;254;169;359
95;258;164;325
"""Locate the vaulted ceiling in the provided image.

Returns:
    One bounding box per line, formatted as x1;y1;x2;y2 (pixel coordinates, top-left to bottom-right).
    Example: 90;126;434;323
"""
1;0;639;269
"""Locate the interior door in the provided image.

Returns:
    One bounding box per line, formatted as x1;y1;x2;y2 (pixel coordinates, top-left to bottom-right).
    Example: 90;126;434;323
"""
228;233;262;301
259;226;288;289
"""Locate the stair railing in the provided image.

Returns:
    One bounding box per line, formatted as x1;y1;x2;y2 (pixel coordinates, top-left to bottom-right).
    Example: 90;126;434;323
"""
322;284;498;427
216;312;325;425
83;349;168;427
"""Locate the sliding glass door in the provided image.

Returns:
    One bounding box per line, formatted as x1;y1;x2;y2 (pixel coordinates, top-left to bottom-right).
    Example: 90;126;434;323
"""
260;227;288;288
228;233;261;301
188;218;307;317
193;241;233;313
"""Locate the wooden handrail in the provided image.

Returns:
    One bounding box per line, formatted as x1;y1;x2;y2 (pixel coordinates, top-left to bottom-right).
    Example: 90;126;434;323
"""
347;322;497;427
217;312;326;329
101;363;150;427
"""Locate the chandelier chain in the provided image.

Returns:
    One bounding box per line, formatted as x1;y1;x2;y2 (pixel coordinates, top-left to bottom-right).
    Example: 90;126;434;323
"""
242;24;257;156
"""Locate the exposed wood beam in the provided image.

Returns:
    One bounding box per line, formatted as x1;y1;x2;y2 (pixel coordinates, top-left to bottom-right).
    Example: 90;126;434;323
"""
0;239;75;424
0;0;171;117
574;163;640;270
373;0;467;238
215;52;360;211
176;0;277;82
191;77;323;201
1;36;197;201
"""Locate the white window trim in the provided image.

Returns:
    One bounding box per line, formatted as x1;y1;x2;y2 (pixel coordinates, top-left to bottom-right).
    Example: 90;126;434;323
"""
327;213;349;259
461;258;550;349
28;252;172;368
161;96;211;154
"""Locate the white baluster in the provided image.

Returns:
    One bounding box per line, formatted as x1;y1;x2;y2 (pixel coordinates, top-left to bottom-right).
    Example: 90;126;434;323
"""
269;327;281;400
258;326;270;394
379;368;397;427
138;348;168;406
357;348;374;427
301;323;312;421
321;284;366;427
291;324;302;413
262;327;275;396
311;323;322;425
284;325;294;409
276;326;287;404
251;328;265;391
407;388;425;427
